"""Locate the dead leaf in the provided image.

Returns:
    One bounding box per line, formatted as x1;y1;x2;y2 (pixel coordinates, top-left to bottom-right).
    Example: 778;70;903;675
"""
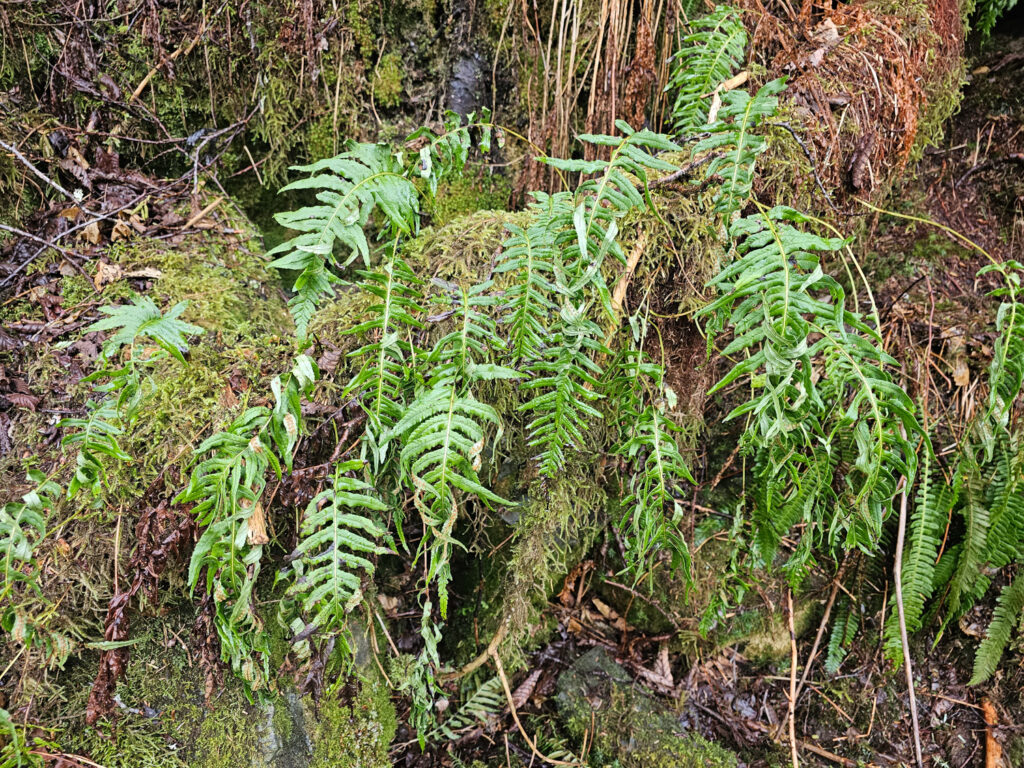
79;221;102;245
67;145;90;170
706;90;723;124
110;219;133;242
124;267;163;279
5;392;40;411
94;261;124;290
246;501;269;546
218;385;239;409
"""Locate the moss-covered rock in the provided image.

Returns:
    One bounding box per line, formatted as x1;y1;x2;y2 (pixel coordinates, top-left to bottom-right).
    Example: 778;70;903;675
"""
556;647;738;768
54;617;396;768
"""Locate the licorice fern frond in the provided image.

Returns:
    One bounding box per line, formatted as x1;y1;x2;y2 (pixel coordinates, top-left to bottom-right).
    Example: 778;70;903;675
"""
970;569;1024;684
520;303;607;477
390;284;516;617
267;143;419;336
180;355;318;690
701;206;921;572
282;460;389;646
408;108;501;195
88;296;203;364
666;5;749;134
60;298;202;500
612;351;696;579
978;261;1024;429
1;472;59;605
541;125;681;314
59;398;130;501
268;113;495;336
692;79;786;215
494;211;559;363
345;251;425;467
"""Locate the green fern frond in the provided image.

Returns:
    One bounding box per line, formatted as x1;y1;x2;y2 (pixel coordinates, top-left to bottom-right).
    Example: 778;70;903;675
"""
429;675;504;741
692;79;786;215
666;6;749;134
88;296;203;363
701;206;921;575
408;108;501;196
59;398;130;500
883;449;957;658
825;596;858;675
392;385;507;615
970;569;1024;684
521;304;607;477
615;357;695;579
180;356;318;689
1;472;58;603
541;125;681;314
494;212;559;363
974;0;1019;37
267;143;419;335
345;253;425;466
284;460;389;640
979;261;1024;428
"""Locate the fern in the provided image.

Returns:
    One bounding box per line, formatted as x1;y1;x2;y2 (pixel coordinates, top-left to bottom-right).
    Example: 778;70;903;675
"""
268;112;495;336
541;124;681;315
520;303;607;477
344;250;425;467
428;675;504;741
180;355;318;689
883;450;957;657
614;356;695;579
970;570;1024;684
0;472;58;604
974;0;1019;37
88;296;203;364
693;79;786;215
390;289;514;616
59;297;202;500
59;398;131;500
282;460;389;646
979;261;1024;429
700;206;920;573
666;6;749;134
494;211;559;363
824;596;858;675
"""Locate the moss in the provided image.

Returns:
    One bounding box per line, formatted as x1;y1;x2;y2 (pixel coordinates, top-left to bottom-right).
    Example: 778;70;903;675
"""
373;53;405;109
403;208;530;284
557;648;738;768
309;674;397;768
426;174;512;227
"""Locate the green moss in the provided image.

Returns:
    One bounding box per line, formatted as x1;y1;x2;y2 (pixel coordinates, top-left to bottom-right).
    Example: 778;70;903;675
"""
373;52;405;109
426;174;512;227
310;674;397;768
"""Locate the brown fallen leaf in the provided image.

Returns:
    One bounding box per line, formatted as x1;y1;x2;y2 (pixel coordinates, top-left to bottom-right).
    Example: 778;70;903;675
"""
94;261;124;290
110;219;133;242
79;221;102;245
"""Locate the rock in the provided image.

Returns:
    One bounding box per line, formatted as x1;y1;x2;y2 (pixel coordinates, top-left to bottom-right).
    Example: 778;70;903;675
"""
555;647;737;768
